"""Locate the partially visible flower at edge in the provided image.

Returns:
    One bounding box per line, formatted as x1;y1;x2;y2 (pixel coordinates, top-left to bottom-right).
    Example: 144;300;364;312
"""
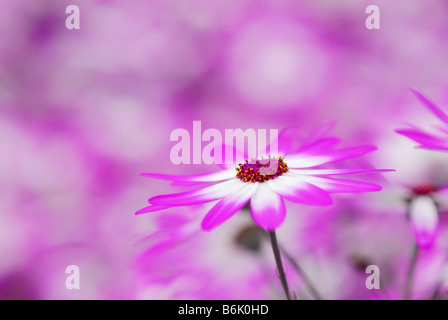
408;195;439;250
406;184;448;249
395;90;448;249
136;125;394;231
396;89;448;152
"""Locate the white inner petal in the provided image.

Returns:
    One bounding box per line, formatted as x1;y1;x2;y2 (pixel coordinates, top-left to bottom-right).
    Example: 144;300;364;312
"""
410;196;439;231
197;178;244;198
251;182;282;209
191;169;237;182
268;172;305;193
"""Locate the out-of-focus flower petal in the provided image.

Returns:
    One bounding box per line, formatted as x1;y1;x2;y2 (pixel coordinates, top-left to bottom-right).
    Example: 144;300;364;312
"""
214;144;247;169
293;137;341;155
250;183;286;230
395;128;448;150
135;205;171;215
409;196;439;249
396;90;448;153
410;89;448;125
302;121;338;143
263;126;300;157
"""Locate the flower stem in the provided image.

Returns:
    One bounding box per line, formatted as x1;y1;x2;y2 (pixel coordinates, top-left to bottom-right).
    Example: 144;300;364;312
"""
403;242;419;300
262;231;323;300
429;283;442;300
268;230;292;300
278;245;324;300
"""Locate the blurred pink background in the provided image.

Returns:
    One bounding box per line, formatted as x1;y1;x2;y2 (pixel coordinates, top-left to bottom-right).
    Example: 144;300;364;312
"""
1;0;448;299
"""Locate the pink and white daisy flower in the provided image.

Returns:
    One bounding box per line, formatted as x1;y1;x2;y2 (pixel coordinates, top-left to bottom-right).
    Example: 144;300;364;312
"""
394;90;448;249
136;126;392;231
396;89;448;152
405;184;448;250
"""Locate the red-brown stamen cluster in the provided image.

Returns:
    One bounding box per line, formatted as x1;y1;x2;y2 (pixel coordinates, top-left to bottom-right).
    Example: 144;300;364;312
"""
236;156;288;183
411;184;439;196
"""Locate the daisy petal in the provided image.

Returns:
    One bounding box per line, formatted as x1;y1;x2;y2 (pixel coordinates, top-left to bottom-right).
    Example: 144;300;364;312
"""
395;128;448;150
436;125;448;135
201;183;258;231
268;174;332;206
300;176;382;193
294;137;341;155
148;179;240;206
250;183;286;230
135;205;170;215
411;88;448;125
289;168;394;176
277;127;300;155
141;169;235;182
287;145;377;168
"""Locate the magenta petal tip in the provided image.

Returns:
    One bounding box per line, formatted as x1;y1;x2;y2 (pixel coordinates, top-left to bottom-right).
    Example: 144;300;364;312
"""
135;205;170;215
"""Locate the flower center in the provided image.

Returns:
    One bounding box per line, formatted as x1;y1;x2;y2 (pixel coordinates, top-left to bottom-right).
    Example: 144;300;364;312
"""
411;184;439;196
235;156;288;183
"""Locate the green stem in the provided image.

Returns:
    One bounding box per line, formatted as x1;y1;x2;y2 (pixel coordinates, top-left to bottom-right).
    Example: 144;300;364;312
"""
268;230;292;300
403;242;419;300
279;245;324;300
